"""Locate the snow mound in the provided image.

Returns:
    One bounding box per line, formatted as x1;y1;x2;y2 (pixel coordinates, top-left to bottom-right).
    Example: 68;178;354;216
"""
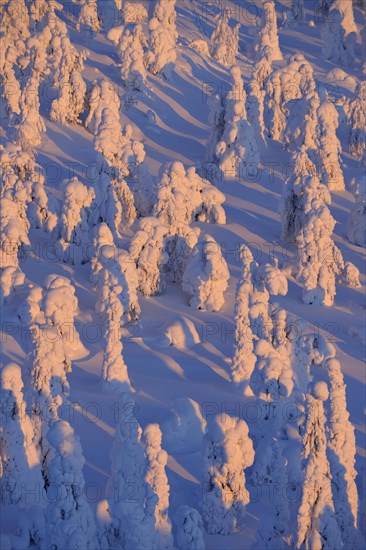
161;397;206;453
160;316;200;348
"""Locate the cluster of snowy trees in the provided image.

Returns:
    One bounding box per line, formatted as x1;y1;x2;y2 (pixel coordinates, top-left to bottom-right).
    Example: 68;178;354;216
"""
227;243;361;548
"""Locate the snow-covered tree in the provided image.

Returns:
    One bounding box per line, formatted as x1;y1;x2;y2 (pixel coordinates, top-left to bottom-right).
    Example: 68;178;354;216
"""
210;9;240;67
0;195;29;270
254;438;290;549
264;54;315;142
50;38;88;125
77;0;101;38
279;146;317;242
108;23;147;91
322;0;357;65
129;217;170;297
246;78;266;147
347;174;366;247
146;0;177;80
201;413;254;534
182;235;230;312
174;506;205;550
316;100;344;190
44;420;97;550
231;245;257;395
283;89;319;152
95;250;138;391
1;0;30;43
153;161;226;227
208;66;260;181
347;81;366;159
142;424;173;549
85;79;120;135
252;46;273;90
0;37;22;120
0;363;43;507
324;358;361;547
0;145;59;236
12;75;45;152
294;175;344;306
91;157;137;240
59;177;95;265
296;382;342;549
105;394;152;549
254;1;282;62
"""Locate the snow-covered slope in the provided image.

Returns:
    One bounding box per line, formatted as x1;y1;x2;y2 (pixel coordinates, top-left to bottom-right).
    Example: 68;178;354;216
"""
1;1;365;549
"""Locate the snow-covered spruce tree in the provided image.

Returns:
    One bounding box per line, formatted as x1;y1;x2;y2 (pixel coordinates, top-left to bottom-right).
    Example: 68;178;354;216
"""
316;100;344;191
201;413;254;535
85;79;121;135
283;88;319;153
294;175;344;306
0;194;29;270
210;9;240;67
264;54;315;142
146;0;177;80
322;0;357;65
106;397;172;549
44;420;97;550
93;237;140;322
59;177;95;265
105;394;152;549
296;382;342;549
253;437;290;550
254;1;282;62
1;0;30;43
230;245;257;396
129;217;170;297
246;78;266;148
347;174;366;247
347;81;366;159
153;161;226;227
182;235;230;312
95;257;136;391
108;23;148;92
12;74;46;152
174;506;205;550
208;66;260;181
324;358;361;548
279;146;317;243
0;37;22;120
0;363;43;508
264;70;286;141
77;0;101;39
142;423;173;549
50;38;88;125
252;46;273;91
92;121;137;239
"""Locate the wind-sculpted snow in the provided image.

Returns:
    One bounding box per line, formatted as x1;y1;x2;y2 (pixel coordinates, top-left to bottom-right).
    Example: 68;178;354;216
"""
0;1;365;549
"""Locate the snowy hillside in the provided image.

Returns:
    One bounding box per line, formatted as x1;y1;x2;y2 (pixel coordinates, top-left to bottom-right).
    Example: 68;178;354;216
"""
1;1;365;549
